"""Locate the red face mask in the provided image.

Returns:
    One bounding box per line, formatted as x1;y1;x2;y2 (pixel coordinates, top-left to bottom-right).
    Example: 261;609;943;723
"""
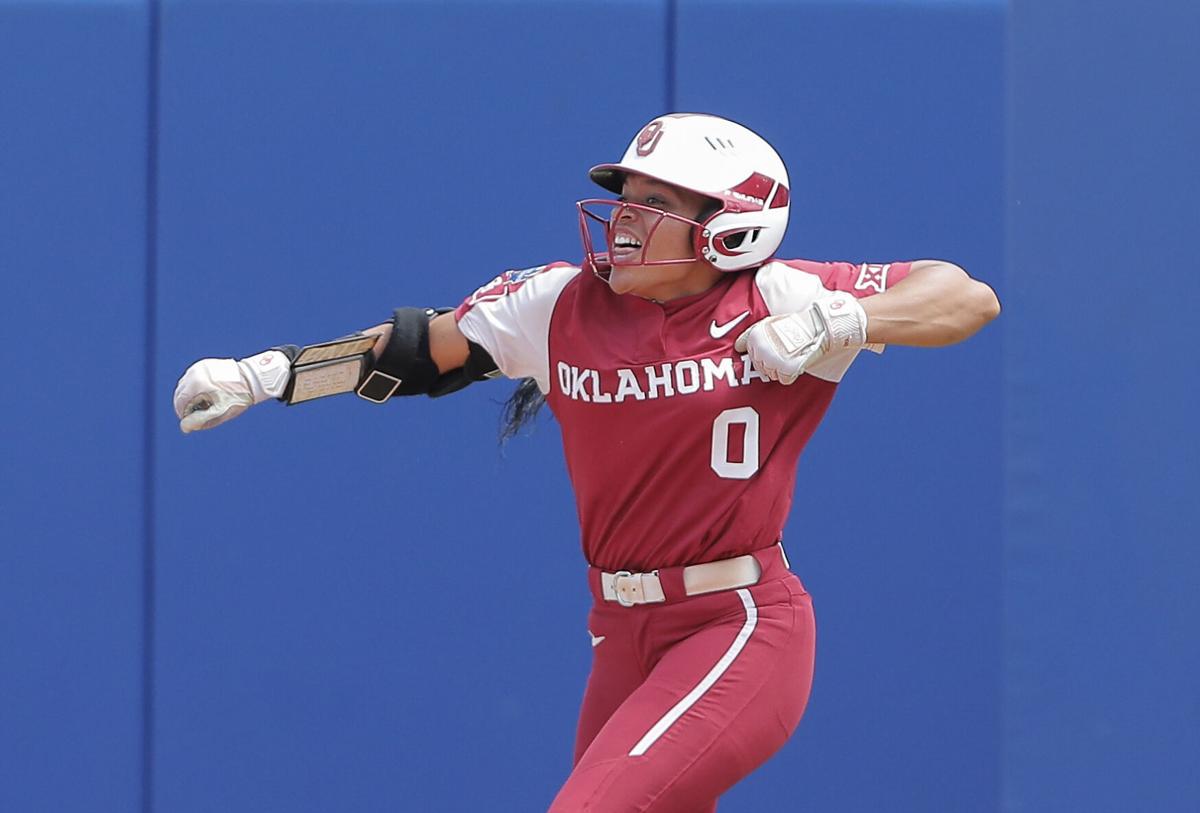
576;198;709;281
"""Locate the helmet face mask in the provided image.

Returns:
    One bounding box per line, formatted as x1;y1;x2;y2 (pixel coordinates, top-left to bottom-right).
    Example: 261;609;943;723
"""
578;113;791;276
577;198;714;280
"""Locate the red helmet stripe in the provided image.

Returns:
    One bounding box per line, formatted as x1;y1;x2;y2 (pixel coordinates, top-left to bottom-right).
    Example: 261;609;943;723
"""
722;172;778;212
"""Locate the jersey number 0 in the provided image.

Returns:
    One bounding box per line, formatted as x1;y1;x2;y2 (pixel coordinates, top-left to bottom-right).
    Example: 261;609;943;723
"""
710;407;760;479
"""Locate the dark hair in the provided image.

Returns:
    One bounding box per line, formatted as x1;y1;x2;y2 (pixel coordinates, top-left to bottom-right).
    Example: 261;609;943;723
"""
500;377;546;442
697;198;723;220
692;198;723;245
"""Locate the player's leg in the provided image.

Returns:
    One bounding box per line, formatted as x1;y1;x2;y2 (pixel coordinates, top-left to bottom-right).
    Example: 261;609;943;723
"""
572;604;650;764
549;576;815;813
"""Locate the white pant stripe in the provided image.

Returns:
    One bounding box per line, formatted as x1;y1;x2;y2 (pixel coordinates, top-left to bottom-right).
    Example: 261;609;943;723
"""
627;588;759;757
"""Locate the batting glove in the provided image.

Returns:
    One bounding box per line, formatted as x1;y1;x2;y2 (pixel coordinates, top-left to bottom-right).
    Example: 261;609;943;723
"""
733;292;868;385
173;350;292;433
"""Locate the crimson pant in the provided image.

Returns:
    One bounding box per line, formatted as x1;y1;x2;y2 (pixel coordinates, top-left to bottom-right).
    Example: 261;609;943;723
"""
549;549;816;812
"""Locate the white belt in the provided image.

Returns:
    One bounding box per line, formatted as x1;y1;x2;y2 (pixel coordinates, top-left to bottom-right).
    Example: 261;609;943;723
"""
600;554;763;607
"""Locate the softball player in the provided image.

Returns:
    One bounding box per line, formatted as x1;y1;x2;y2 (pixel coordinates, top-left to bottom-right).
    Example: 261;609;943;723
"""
175;114;999;812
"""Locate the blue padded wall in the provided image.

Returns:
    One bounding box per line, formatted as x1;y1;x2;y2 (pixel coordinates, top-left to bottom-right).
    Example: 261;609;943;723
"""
1004;2;1200;811
6;1;1198;811
0;2;149;812
152;2;667;811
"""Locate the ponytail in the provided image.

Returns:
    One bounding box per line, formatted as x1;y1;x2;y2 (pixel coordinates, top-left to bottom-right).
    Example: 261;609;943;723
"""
500;377;546;442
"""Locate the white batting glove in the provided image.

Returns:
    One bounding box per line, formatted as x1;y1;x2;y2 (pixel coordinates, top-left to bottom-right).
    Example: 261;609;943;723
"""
734;292;869;385
173;350;292;433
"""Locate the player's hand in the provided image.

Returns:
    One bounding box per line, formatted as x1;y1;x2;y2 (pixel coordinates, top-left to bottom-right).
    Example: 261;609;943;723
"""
734;292;868;385
173;350;291;433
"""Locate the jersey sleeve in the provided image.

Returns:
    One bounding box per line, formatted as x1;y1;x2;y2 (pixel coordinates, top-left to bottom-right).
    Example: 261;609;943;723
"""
775;259;913;299
454;262;581;393
754;258;914;383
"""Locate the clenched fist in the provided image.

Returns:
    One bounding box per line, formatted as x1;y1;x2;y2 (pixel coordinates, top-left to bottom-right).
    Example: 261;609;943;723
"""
734;292;868;384
173;350;291;433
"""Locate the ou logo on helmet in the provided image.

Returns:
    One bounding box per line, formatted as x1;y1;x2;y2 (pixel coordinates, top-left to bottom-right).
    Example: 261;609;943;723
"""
636;121;665;156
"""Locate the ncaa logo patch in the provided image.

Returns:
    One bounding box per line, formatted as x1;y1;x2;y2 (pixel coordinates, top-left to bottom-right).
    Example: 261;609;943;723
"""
504;264;548;284
467;264;549;305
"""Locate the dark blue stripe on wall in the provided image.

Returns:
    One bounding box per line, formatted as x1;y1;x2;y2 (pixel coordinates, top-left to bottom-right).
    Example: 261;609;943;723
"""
142;1;162;811
665;0;677;112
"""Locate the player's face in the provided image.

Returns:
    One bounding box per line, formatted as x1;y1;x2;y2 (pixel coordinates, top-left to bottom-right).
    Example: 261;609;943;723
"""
607;175;721;301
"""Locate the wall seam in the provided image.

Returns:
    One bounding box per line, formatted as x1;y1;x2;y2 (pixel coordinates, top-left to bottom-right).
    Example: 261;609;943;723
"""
141;1;162;812
1000;0;1014;811
665;0;677;112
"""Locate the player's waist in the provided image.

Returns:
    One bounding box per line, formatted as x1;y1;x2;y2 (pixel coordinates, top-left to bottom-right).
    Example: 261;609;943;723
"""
588;543;791;607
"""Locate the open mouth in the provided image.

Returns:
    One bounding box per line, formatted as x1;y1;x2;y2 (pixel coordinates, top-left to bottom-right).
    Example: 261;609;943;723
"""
612;232;643;256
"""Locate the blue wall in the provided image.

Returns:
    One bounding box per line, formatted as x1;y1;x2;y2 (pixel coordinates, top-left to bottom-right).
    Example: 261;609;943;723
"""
1004;1;1200;810
1;1;1195;811
1;3;148;812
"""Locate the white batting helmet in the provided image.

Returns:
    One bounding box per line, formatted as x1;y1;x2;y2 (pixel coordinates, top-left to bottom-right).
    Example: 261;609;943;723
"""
585;113;791;272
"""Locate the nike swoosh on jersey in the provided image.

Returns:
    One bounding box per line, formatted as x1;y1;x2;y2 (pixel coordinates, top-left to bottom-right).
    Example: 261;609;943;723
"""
589;631;606;648
709;310;752;339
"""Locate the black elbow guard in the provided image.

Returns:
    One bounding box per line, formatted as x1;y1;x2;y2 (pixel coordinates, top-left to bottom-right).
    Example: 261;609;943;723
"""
356;307;499;403
355;307;443;402
428;340;502;398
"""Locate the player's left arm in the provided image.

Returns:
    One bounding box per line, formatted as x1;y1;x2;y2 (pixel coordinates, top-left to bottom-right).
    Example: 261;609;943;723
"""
735;259;999;385
859;260;1000;347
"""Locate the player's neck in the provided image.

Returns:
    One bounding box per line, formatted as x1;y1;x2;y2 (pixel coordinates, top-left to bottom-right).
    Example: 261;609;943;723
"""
615;260;722;303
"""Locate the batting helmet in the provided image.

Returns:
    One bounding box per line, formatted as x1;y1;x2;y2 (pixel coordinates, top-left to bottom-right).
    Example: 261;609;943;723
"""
580;113;791;273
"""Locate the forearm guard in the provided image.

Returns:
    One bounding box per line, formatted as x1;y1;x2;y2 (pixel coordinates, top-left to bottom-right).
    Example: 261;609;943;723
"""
273;335;377;404
275;307;499;405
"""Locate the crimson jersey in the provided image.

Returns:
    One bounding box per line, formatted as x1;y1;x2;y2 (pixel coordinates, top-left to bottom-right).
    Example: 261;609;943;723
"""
455;259;910;572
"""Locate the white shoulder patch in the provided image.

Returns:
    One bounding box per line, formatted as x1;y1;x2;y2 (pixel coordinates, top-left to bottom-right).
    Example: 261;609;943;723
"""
458;263;581;393
753;260;828;315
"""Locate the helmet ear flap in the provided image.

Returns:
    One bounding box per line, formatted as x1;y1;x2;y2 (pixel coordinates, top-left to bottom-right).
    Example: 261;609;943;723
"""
699;208;788;272
718;229;760;251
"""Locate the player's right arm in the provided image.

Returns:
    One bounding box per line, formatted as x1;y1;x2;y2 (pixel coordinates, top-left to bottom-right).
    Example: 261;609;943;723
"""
174;261;578;433
173;309;476;434
360;312;470;372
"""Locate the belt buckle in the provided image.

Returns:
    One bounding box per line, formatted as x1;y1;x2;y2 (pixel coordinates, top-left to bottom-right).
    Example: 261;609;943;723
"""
611;570;636;607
